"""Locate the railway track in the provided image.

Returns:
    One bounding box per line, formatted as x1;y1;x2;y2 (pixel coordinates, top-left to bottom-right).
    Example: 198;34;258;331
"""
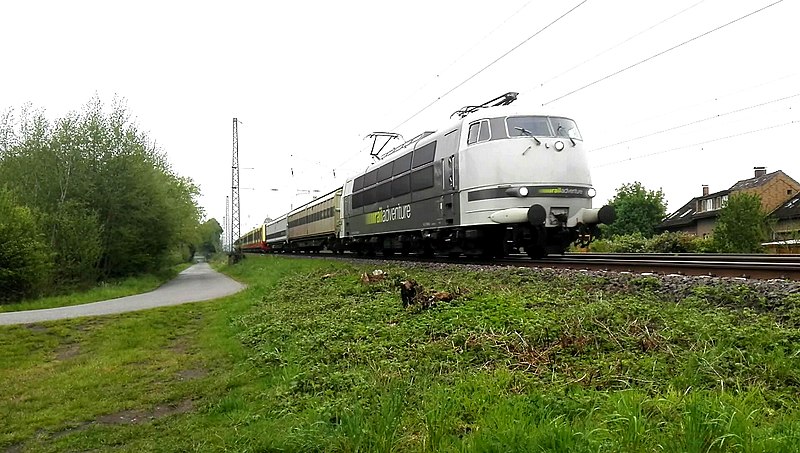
273;251;800;281
500;253;800;281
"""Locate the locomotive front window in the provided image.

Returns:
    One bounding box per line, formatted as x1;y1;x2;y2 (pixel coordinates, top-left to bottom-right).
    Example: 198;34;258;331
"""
507;116;551;137
467;120;490;145
467;122;480;144
549;117;582;141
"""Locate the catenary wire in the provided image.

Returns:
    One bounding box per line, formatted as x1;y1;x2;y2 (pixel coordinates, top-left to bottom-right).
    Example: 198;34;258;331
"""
397;0;535;107
328;1;537;175
623;72;799;128
542;0;784;106
529;0;708;93
595;120;799;168
391;0;590;131
589;92;800;152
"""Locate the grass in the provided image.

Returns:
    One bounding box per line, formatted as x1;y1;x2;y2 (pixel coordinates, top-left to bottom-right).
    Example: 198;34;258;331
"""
0;263;193;313
1;255;799;452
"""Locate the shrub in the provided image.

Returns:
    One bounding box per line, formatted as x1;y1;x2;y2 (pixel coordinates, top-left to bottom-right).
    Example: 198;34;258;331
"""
588;231;716;254
0;188;52;302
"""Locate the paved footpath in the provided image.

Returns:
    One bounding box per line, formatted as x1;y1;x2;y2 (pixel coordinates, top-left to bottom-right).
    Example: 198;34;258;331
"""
0;263;246;326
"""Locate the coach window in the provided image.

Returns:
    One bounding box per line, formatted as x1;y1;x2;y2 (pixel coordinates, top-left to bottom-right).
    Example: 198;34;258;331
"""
392;174;410;196
393;153;412;176
412;141;436;168
378;163;392;182
376;181;392;202
354;176;364;192
352;192;363;208
411;166;435;191
363;188;376;206
365;169;378;187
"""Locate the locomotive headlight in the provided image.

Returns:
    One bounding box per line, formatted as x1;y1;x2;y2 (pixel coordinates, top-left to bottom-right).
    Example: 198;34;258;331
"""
505;187;529;197
587;187;597;198
554;141;565;152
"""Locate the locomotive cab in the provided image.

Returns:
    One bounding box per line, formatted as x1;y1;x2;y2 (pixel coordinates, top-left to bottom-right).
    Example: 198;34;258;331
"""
458;108;613;257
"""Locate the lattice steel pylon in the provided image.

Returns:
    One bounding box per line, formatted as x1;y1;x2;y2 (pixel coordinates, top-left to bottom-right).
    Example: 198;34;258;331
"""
231;118;241;254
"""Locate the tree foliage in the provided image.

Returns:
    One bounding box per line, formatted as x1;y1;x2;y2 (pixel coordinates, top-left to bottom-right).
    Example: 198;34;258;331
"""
602;182;667;239
0;188;51;302
196;218;224;257
712;192;770;253
0;98;201;297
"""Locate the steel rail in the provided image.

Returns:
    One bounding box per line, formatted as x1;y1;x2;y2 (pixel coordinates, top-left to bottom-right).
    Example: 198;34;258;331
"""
508;253;800;281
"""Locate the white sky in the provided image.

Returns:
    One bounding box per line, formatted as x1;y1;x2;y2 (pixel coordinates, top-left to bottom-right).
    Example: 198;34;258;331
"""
2;0;798;236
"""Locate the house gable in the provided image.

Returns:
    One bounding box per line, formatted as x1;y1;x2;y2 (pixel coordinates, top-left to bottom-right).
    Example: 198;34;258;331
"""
657;168;799;235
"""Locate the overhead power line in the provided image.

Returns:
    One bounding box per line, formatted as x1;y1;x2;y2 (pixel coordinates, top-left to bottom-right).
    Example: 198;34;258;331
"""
595;119;799;168
328;2;538;176
589;92;800;152
392;0;590;131
398;0;535;107
543;0;785;106
622;72;799;129
532;0;708;92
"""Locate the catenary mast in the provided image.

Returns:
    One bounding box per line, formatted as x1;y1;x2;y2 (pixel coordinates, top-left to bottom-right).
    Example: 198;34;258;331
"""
231;118;240;254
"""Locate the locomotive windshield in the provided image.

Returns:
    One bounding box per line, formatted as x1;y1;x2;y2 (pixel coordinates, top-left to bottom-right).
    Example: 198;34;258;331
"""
506;116;582;141
551;117;582;141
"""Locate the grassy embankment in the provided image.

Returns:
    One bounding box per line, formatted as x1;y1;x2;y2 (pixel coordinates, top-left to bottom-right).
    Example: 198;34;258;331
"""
1;255;799;452
0;264;193;313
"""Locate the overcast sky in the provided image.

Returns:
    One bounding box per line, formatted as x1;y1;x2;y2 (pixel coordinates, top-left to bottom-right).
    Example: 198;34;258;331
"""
2;0;798;236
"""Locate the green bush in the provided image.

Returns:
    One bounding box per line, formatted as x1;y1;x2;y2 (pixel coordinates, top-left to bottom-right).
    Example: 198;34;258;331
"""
0;188;52;302
588;231;716;253
588;232;648;253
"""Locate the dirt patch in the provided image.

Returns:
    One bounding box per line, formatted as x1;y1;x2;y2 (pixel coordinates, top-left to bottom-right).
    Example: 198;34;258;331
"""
25;324;48;333
50;421;92;440
95;399;194;425
55;343;81;361
47;399;195;441
177;369;208;381
169;339;193;355
74;318;110;331
3;443;24;453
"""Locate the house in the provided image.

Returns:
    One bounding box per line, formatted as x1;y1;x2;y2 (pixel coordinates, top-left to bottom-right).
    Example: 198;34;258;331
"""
657;167;800;237
771;192;800;240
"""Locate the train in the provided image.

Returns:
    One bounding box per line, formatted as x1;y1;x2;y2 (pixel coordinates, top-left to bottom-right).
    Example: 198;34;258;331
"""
235;92;614;258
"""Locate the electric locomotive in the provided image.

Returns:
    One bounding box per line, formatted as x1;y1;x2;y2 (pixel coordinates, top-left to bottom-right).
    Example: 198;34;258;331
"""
339;92;614;258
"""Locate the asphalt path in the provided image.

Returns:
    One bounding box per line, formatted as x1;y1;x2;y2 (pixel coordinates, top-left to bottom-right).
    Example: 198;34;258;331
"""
0;263;246;326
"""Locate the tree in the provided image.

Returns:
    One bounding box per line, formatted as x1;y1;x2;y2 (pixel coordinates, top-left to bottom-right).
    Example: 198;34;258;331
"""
712;192;769;253
196;218;224;257
0;187;51;302
0;97;202;289
602;182;667;238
